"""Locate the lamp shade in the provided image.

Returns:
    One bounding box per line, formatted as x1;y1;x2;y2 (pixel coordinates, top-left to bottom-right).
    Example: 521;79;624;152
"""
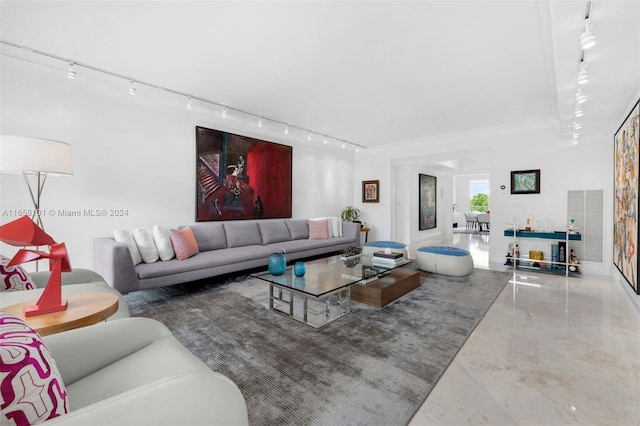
0;135;73;176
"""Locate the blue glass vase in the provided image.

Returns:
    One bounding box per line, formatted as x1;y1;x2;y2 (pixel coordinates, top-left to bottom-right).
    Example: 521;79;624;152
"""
268;253;287;276
294;262;306;277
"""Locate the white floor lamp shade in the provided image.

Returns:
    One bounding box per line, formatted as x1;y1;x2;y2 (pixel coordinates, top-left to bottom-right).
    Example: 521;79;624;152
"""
0;135;73;230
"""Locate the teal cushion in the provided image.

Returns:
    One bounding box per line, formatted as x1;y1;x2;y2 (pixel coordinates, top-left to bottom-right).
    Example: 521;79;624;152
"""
363;240;406;249
418;246;470;256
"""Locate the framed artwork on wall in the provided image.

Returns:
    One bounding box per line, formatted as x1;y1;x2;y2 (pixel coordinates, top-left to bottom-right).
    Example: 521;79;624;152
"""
195;126;292;221
613;98;640;294
510;169;540;194
362;180;379;203
419;174;437;230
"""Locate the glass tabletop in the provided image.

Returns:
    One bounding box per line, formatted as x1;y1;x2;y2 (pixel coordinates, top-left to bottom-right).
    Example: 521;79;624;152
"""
251;254;413;298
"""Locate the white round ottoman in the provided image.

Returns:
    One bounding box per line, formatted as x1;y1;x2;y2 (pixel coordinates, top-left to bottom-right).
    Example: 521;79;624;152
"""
416;246;473;276
361;241;408;258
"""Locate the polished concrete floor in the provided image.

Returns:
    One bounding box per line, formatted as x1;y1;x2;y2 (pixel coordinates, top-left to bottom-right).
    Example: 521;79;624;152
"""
407;233;640;425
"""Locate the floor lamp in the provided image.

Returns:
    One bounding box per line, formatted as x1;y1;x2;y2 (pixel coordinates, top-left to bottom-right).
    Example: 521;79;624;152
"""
0;135;73;230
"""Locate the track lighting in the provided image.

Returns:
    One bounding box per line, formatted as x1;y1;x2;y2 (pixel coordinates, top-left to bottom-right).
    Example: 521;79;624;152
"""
580;18;596;50
2;40;370;152
576;88;586;104
67;63;76;79
573;122;582;130
577;62;589;85
575;106;583;118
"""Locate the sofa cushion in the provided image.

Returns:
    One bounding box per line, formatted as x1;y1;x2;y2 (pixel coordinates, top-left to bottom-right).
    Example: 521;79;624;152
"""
114;229;143;265
0;312;70;424
258;221;292;245
223;222;262;248
152;225;175;261
133;228;160;264
0;254;35;291
285;219;309;240
269;236;353;254
309;218;329;239
190;223;227;251
136;246;276;279
170;228;200;260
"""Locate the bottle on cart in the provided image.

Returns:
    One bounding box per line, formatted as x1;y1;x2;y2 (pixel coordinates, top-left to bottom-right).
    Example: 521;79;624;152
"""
515;243;520;266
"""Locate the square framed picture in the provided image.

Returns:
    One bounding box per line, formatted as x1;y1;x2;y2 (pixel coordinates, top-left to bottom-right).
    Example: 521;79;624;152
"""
510;169;540;194
362;180;379;203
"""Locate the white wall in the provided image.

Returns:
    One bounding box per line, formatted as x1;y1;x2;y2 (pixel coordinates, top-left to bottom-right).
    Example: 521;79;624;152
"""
354;124;613;275
0;56;355;268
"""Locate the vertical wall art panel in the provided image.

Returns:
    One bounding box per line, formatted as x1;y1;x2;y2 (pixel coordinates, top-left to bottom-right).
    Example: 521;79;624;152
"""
419;174;437;230
195;126;292;221
613;99;640;294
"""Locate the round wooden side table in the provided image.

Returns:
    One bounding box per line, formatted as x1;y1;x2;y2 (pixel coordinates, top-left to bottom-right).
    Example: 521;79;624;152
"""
3;292;119;336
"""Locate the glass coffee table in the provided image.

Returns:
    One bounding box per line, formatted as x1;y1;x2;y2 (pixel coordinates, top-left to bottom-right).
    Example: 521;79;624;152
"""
251;254;413;329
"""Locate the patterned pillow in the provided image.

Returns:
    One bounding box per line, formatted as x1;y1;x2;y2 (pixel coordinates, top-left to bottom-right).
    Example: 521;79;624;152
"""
170;227;200;260
0;311;70;425
0;255;35;291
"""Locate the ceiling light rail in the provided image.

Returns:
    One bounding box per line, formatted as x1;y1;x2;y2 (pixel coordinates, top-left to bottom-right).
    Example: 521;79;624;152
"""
569;0;596;146
0;39;367;152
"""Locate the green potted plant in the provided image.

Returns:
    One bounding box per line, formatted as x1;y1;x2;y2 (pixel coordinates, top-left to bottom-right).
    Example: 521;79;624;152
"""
340;206;361;223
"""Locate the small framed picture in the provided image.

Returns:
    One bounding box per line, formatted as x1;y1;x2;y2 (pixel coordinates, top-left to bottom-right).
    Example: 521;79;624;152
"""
362;180;379;203
511;169;540;194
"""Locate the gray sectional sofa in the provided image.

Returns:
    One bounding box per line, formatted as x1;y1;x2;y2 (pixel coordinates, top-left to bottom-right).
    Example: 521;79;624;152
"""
93;219;360;294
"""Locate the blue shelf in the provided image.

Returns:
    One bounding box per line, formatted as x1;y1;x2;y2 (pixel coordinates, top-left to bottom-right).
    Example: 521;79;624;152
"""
503;230;582;241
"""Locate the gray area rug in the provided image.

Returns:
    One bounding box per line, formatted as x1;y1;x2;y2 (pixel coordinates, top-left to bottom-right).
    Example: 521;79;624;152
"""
125;267;510;426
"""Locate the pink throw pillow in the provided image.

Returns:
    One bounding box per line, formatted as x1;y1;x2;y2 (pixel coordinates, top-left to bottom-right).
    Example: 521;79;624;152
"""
170;228;200;260
0;254;35;291
0;312;70;425
308;219;329;240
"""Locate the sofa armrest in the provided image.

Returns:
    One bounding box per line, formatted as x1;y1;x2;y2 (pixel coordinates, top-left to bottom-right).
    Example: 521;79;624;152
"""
30;268;107;288
342;222;360;244
43;318;172;386
93;237;140;294
44;372;249;426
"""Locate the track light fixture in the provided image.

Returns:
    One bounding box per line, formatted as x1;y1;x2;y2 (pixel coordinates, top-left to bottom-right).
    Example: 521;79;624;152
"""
67;63;76;80
577;62;589;85
1;40;368;152
576;88;587;104
575;106;583;118
580;18;596;50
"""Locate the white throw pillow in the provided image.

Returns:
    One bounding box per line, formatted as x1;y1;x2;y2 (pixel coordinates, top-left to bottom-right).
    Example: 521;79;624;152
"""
133;228;160;264
114;229;143;266
329;217;342;237
153;225;175;261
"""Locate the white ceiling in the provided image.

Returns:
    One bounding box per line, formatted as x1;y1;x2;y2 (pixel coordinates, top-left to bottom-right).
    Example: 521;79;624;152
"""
1;1;638;154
